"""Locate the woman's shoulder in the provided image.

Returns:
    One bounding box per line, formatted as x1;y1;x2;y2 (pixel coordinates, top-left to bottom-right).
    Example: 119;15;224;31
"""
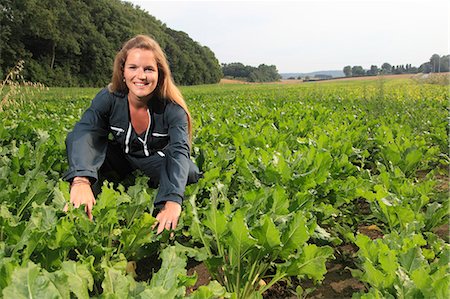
91;87;126;109
95;87;126;101
164;101;187;124
164;100;187;119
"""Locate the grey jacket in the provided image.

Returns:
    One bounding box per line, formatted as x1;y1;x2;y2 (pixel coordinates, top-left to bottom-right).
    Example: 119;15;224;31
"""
63;88;191;204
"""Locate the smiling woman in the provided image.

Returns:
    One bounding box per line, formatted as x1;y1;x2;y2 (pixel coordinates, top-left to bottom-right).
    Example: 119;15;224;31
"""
63;35;202;235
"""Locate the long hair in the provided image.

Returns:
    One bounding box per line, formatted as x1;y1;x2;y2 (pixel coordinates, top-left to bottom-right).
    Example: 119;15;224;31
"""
109;35;192;144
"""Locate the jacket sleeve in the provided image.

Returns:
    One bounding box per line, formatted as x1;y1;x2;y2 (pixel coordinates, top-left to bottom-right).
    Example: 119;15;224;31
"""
155;104;190;205
62;89;111;183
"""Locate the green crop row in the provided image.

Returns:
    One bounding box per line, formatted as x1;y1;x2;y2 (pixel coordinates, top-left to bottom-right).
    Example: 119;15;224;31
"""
0;78;448;298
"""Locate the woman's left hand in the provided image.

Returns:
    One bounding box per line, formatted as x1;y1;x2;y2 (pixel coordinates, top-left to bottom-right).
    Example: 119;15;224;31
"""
154;201;182;235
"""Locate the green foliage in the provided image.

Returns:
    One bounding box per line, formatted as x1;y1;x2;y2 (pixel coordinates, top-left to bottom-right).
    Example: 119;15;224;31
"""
1;0;222;86
0;79;448;297
352;230;449;299
187;185;333;298
222;62;281;82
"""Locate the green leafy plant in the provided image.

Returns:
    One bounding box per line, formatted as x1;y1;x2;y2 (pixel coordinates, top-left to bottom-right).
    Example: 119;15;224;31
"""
187;184;333;298
351;226;449;299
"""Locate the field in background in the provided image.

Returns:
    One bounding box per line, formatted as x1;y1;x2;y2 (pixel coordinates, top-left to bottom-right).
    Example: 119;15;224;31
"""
1;77;448;298
220;73;450;85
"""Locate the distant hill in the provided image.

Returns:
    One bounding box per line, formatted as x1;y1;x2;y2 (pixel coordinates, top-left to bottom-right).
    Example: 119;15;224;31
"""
281;70;345;79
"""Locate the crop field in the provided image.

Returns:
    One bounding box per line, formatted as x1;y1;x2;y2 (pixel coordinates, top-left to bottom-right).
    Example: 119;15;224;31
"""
0;77;449;298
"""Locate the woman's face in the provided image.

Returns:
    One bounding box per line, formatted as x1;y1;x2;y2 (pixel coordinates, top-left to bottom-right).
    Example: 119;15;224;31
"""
123;48;159;103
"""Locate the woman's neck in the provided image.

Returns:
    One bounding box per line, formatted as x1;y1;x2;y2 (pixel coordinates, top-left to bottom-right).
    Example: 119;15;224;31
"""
128;94;151;109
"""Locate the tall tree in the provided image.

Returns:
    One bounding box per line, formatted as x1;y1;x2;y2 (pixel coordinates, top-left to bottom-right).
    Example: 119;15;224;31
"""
1;0;222;86
367;65;379;76
381;63;392;74
430;54;441;72
351;66;365;76
343;65;352;77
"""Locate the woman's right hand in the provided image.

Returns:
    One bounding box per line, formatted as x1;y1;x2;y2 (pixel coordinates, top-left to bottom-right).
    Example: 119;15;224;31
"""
63;177;96;221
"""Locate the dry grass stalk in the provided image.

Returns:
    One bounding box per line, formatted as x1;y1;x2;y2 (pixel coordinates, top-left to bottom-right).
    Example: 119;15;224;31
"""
0;60;48;112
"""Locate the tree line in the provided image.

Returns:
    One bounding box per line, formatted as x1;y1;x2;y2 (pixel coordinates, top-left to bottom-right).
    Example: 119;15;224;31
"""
343;54;449;77
1;0;222;86
221;62;282;82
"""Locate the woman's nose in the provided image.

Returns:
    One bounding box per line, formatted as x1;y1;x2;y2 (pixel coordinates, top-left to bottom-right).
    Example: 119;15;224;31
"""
138;68;146;79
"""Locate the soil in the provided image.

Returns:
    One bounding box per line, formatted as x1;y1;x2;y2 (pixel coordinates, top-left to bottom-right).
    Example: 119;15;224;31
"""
434;223;450;242
186;261;212;293
263;260;366;299
184;258;366;299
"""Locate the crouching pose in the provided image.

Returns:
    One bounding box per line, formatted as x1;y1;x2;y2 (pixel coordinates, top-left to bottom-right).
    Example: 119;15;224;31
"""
63;35;201;234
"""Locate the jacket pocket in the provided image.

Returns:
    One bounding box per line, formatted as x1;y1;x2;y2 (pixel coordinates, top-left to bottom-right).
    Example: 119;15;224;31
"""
152;132;168;137
110;126;125;137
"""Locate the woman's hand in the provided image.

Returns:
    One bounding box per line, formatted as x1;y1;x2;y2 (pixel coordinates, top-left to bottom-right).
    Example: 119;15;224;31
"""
154;201;182;235
63;177;96;221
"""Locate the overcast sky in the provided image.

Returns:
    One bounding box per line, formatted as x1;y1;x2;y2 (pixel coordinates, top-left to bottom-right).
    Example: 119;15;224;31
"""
125;0;449;73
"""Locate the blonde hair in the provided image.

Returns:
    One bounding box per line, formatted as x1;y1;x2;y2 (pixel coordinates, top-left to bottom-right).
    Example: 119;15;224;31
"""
109;35;192;144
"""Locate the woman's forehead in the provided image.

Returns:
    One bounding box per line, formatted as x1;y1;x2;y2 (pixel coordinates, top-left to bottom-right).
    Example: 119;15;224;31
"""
126;48;157;64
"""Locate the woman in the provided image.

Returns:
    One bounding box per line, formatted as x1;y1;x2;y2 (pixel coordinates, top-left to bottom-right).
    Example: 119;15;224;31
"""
63;35;201;234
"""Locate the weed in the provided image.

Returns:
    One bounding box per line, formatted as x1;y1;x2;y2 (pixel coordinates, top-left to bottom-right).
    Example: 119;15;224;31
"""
0;60;48;111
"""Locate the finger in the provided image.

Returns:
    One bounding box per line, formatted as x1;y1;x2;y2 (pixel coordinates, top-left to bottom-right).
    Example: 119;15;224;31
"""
85;205;93;221
73;200;80;209
153;213;162;230
157;221;165;235
165;221;172;231
171;218;178;231
63;203;68;212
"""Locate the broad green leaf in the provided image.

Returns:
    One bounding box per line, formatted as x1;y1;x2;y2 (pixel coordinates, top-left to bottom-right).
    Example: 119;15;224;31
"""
2;262;64;299
378;245;398;276
60;260;94;299
137;286;179;299
393;268;418;298
270;186;289;216
410;267;430;292
13;203;58;261
187;281;227;299
284;244;333;282
49;217;78;249
280;211;309;259
252;214;281;250
43;270;70;299
0;257;18;292
361;260;390;289
355;234;378;262
430;267;450;299
120;213;157;256
227;209;257;261
404;147;422;173
149;245;187;293
101;266;130;298
398;247;426;273
204;208;227;237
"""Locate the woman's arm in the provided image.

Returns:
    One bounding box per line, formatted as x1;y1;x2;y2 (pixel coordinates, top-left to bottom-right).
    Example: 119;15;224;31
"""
63;89;111;183
154;103;190;233
63;89;112;220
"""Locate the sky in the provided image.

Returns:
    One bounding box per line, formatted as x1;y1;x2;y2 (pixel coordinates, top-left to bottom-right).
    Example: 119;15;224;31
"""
125;0;449;73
